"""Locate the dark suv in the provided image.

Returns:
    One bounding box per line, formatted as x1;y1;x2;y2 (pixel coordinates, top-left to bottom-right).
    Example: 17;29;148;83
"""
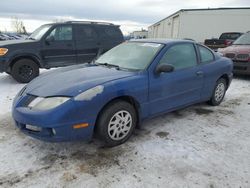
0;21;124;83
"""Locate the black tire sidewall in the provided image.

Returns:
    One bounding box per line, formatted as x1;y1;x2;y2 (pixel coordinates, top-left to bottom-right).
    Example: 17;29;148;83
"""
96;101;137;147
210;78;227;106
11;59;39;83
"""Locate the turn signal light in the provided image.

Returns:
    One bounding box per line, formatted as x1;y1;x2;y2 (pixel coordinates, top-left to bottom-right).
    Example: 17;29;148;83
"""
73;123;89;129
0;48;8;56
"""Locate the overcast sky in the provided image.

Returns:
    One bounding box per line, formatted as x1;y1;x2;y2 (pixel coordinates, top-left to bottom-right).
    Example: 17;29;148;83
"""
0;0;249;34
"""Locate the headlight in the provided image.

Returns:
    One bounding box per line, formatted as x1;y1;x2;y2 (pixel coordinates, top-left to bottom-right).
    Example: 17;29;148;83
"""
28;97;70;110
0;48;8;56
74;85;104;101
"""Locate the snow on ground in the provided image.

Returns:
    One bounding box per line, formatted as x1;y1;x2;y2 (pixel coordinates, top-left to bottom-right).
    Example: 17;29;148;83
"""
0;71;250;188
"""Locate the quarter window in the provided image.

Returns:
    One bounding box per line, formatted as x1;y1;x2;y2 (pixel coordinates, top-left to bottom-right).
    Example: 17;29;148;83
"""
198;45;214;63
77;25;97;40
159;43;197;70
47;26;72;41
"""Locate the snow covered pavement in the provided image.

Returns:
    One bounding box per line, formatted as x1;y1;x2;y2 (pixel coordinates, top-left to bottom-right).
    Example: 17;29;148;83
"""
0;72;250;188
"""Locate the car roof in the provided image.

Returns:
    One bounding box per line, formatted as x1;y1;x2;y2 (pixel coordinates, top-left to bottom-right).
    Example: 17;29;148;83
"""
42;21;119;27
130;38;196;45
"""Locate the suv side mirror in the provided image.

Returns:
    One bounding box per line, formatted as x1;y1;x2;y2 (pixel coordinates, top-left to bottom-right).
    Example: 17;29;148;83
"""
45;36;55;44
155;64;174;74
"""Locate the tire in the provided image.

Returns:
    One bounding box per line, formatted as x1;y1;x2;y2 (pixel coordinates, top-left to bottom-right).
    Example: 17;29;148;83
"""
96;100;137;147
208;78;227;106
11;59;39;83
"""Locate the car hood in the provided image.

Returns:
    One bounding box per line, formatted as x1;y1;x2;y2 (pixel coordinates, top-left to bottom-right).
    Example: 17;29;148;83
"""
25;64;137;97
219;45;250;54
0;39;37;47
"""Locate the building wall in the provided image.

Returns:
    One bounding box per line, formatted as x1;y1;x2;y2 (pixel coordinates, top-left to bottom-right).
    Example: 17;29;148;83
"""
132;30;148;39
149;9;250;43
149;13;180;39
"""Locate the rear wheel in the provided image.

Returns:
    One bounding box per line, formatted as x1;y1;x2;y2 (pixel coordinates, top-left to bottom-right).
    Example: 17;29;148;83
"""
208;78;227;106
96;101;137;147
11;59;39;83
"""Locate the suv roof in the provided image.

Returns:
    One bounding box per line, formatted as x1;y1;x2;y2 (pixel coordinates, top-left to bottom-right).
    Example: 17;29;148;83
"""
47;21;119;27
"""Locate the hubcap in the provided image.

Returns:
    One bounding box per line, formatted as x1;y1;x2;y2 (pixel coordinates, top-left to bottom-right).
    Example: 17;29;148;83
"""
214;83;225;102
108;110;132;141
19;65;33;79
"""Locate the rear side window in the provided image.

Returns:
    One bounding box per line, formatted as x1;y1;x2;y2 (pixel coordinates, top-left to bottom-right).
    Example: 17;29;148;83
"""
159;43;197;70
198;45;214;63
76;25;97;40
99;26;122;38
47;26;72;41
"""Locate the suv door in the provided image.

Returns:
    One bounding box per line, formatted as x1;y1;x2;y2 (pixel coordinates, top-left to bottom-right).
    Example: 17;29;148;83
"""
75;24;99;64
41;25;76;67
149;43;204;115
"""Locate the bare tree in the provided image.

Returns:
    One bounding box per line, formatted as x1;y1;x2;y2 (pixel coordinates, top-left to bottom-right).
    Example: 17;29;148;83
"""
11;16;27;34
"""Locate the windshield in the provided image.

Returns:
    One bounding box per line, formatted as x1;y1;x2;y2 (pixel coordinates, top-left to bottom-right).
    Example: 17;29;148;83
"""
233;33;250;45
96;42;163;70
28;25;52;40
220;33;241;40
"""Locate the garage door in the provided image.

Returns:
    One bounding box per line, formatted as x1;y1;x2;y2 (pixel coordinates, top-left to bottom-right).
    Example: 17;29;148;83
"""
172;15;180;38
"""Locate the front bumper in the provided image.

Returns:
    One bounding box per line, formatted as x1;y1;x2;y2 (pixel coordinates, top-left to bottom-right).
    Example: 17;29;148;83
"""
12;94;96;142
233;61;250;75
0;56;9;73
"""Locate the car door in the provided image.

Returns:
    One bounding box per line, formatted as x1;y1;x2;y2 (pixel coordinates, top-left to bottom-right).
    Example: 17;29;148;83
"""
196;44;218;100
148;43;204;115
74;25;99;64
41;25;77;67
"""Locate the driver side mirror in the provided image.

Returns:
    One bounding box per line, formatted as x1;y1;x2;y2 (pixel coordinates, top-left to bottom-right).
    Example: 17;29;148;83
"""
45;35;55;45
155;64;174;74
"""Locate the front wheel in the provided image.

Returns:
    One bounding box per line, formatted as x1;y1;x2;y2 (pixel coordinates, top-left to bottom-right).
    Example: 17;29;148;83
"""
96;101;137;147
11;59;39;83
208;78;227;106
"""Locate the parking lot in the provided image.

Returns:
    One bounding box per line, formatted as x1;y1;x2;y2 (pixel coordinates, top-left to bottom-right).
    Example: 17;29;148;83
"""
0;71;249;188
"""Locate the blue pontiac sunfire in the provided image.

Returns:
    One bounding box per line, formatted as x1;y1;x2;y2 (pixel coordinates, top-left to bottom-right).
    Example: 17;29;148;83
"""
12;39;233;146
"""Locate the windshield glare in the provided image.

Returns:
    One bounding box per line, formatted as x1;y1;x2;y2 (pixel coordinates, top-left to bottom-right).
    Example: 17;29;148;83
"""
233;33;250;45
28;25;52;40
96;42;163;70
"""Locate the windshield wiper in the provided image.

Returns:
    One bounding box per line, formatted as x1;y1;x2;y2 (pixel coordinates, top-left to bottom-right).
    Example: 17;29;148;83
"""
96;62;120;70
26;37;36;40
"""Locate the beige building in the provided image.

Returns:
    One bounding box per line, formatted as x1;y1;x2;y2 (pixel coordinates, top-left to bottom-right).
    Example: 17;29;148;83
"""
148;7;250;42
131;29;148;39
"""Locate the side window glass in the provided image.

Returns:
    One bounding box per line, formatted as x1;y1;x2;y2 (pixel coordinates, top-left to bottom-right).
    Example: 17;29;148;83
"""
77;26;97;40
159;43;197;70
198;45;214;63
99;26;121;38
47;26;72;41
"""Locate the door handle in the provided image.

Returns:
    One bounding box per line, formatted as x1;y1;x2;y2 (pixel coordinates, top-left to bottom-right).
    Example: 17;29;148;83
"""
196;71;204;77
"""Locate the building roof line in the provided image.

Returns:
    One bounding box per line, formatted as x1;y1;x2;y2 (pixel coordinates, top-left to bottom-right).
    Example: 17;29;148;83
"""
149;7;250;28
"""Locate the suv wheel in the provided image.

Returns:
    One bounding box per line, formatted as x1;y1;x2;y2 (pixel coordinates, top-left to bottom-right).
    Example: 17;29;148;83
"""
208;78;227;106
96;101;137;147
11;59;39;83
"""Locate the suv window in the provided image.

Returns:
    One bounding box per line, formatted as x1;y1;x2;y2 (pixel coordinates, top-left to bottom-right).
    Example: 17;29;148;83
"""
47;25;72;41
198;45;214;63
76;25;97;40
99;26;122;38
159;43;197;70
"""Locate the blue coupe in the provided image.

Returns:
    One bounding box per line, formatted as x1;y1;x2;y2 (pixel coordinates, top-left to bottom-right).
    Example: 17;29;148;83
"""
12;39;233;146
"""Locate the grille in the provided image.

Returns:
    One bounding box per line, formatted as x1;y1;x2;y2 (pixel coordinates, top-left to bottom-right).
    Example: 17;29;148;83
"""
225;53;236;59
236;54;249;61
